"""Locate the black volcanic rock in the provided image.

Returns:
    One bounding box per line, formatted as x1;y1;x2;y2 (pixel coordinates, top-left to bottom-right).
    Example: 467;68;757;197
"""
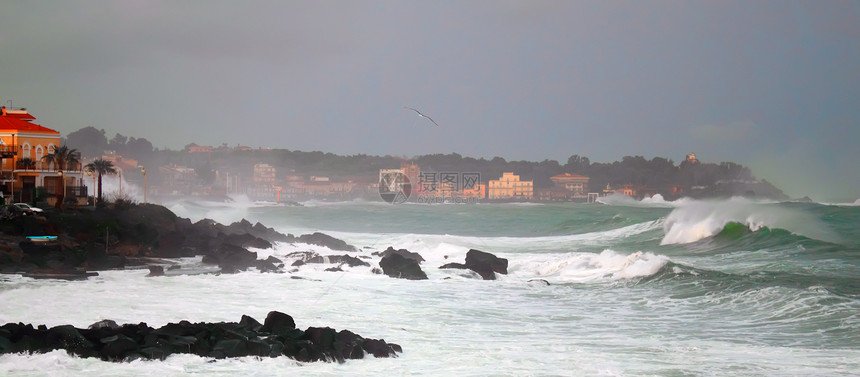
438;262;468;270
305;254;370;267
249;221;291;243
261;311;296;336
373;246;425;263
45;325;95;357
202;243;259;273
0;312;400;362
146;266;165;277
100;334;140;360
464;249;508;280
439;249;508;280
379;253;427;280
290;232;357;252
0;203;293;277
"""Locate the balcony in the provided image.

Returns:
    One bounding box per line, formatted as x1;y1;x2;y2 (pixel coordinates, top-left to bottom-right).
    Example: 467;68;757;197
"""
0;145;18;159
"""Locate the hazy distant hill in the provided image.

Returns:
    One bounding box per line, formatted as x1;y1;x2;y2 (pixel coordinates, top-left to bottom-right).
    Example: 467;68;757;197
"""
64;128;788;200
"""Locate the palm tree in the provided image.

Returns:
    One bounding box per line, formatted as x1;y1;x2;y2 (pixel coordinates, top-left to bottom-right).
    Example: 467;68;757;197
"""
41;145;81;208
84;159;117;204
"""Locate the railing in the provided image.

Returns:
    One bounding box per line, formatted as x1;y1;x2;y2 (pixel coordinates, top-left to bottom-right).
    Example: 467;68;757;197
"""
0;145;19;156
41;185;88;198
15;161;38;170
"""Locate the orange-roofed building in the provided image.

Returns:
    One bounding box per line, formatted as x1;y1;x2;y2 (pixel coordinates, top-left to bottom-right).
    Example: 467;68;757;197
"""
0;106;83;204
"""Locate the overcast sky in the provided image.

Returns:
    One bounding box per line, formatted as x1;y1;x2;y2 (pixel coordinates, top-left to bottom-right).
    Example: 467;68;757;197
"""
1;1;858;201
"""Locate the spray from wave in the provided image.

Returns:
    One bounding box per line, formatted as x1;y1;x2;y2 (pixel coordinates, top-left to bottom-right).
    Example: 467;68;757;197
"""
822;198;860;207
597;193;690;208
661;197;840;245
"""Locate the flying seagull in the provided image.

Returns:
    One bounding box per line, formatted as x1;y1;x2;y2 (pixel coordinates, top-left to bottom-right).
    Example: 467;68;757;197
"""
404;106;440;126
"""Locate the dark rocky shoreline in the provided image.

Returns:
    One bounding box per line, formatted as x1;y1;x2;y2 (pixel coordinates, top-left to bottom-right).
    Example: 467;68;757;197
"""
0;311;400;362
0;202;513;362
0;203;360;277
0;202;509;281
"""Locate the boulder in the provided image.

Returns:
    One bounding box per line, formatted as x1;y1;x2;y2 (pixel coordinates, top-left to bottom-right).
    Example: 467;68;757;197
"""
202;244;259;273
305;254;370;267
238;315;262;332
146;266;165;277
373;247;424;263
261;311;296;336
99;334;139;360
438;249;508;280
379;253;427;280
464;249;508;280
362;338;398;358
251;222;291;243
89;319;120;330
46;325;95;357
154;231;193;258
292;233;357;252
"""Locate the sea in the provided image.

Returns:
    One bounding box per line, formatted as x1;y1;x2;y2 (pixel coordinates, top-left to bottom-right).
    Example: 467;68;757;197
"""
1;194;859;376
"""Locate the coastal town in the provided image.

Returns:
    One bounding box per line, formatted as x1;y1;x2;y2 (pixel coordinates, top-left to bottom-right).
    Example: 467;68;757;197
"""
0;104;787;207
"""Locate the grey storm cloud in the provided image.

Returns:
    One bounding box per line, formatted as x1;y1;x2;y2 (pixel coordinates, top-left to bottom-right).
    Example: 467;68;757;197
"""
1;0;858;200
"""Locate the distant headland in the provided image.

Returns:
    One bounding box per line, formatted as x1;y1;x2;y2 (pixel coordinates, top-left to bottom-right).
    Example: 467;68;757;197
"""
0;106;789;207
59;126;787;203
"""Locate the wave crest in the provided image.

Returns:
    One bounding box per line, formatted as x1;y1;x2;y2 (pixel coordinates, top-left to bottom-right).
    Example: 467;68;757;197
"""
660;197;840;245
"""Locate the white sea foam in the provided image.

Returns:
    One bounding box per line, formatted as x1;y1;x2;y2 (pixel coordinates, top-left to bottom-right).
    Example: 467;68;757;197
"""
597;193;689;208
319;220;663;260
661;197;840;245
822;198;860;207
1;200;858;376
514;249;668;283
163;195;267;224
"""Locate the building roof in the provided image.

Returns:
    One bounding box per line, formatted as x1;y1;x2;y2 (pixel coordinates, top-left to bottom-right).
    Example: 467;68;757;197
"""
3;109;36;121
551;173;589;180
0;107;60;135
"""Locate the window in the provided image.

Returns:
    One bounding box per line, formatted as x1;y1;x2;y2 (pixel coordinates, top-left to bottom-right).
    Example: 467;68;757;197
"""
35;145;44;162
22;143;30;158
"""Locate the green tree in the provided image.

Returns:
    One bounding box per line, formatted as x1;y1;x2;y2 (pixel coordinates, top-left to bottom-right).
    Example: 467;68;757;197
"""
41;145;81;208
85;158;117;204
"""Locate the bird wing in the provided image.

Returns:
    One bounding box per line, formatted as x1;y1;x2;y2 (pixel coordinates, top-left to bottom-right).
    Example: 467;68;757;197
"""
404;106;440;126
422;114;440;126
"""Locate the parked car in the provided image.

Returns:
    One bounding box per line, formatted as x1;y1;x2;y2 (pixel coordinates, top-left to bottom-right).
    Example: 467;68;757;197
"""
2;205;30;219
13;203;44;213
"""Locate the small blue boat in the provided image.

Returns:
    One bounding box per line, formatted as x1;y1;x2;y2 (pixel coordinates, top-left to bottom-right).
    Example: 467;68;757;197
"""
26;236;58;243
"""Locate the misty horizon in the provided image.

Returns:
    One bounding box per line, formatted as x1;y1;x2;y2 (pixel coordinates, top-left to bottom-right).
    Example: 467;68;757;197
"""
2;1;858;201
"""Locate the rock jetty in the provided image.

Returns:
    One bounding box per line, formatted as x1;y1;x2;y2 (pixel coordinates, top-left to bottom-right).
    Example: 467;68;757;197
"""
0;311;400;362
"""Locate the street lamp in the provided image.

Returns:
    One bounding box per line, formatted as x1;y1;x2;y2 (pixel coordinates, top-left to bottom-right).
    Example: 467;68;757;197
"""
86;169;96;207
140;167;147;204
57;170;65;208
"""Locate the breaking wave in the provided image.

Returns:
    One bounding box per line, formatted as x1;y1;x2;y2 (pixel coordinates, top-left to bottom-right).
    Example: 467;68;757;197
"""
661;198;840;245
